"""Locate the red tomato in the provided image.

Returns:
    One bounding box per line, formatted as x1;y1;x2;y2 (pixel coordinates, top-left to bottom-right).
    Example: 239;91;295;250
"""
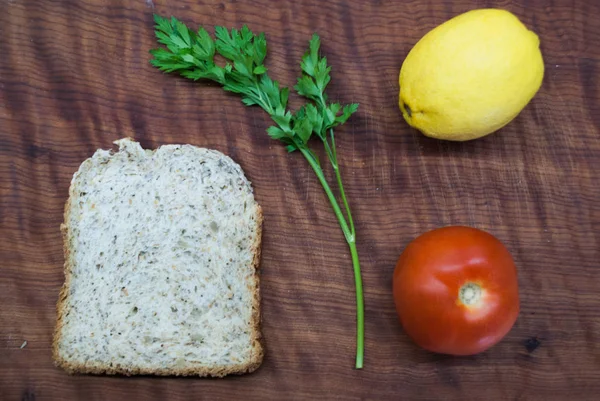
393;226;520;355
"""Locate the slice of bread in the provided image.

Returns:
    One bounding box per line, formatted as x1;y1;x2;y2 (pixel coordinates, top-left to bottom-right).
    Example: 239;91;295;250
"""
53;138;264;377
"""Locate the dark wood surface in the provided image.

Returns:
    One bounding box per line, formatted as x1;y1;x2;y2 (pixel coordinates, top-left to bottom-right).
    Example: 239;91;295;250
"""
2;0;599;399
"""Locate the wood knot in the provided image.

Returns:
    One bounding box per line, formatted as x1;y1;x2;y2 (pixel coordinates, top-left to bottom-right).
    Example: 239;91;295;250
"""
524;336;541;353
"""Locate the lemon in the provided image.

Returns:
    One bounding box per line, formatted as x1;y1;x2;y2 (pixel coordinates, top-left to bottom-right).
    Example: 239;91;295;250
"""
399;9;544;141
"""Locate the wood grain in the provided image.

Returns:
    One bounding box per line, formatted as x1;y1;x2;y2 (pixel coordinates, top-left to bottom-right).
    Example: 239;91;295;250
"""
1;0;599;399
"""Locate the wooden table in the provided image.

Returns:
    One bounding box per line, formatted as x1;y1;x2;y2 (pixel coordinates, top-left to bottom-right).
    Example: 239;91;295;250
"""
2;0;599;399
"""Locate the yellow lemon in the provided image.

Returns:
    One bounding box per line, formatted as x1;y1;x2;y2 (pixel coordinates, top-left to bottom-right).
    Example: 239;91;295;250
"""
399;9;544;141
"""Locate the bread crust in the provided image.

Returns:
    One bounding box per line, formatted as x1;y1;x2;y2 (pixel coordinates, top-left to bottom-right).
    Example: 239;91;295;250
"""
52;139;264;377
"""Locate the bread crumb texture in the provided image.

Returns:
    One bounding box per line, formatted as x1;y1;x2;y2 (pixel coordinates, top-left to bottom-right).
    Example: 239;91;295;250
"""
53;138;264;377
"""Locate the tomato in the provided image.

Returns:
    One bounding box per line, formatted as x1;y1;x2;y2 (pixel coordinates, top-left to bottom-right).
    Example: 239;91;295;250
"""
393;226;519;355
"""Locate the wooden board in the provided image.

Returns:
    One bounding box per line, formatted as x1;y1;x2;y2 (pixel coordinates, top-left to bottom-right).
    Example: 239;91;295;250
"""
1;0;599;399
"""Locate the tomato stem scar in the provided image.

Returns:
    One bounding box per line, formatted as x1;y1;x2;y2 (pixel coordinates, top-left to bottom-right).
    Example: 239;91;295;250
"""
459;282;482;306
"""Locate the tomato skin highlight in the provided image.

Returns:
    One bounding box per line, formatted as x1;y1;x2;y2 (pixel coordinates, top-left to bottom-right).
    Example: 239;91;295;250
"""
393;226;520;355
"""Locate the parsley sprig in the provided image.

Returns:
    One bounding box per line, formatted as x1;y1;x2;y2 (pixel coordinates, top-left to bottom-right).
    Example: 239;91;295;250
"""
150;15;364;369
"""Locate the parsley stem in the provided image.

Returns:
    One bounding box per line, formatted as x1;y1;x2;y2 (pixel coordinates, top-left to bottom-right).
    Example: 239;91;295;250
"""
329;128;356;236
299;145;351;239
349;240;364;369
252;83;274;114
298;143;365;369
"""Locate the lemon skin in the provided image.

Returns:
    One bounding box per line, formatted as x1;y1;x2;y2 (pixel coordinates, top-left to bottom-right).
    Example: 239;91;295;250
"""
399;9;545;141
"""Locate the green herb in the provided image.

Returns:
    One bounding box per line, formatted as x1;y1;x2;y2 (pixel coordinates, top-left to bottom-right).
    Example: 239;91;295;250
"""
150;15;365;369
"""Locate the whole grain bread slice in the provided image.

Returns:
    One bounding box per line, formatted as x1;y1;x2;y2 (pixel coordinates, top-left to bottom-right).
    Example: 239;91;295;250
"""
53;138;264;377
